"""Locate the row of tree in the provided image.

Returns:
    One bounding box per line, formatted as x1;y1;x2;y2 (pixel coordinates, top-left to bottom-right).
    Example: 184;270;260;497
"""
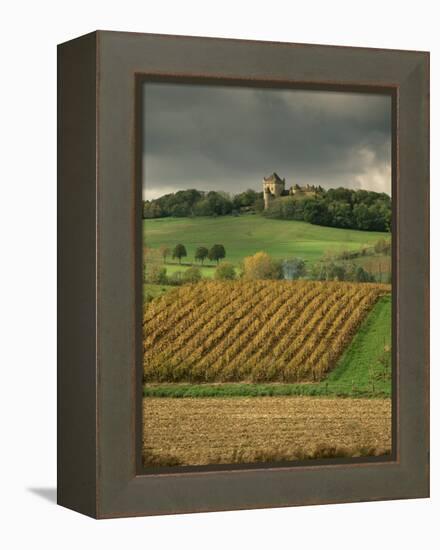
159;243;227;265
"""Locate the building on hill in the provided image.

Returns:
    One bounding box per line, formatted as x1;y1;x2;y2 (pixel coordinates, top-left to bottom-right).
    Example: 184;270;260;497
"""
263;173;319;209
263;172;287;209
289;183;319;197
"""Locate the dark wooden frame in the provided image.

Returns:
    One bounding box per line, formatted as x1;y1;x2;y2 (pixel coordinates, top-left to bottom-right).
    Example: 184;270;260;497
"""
58;31;429;519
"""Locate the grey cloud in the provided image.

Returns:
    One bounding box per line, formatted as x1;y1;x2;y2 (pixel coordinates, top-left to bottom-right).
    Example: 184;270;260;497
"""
142;83;391;200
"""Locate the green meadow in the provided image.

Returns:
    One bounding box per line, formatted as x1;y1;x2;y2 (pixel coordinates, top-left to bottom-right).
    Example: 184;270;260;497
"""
143;214;389;270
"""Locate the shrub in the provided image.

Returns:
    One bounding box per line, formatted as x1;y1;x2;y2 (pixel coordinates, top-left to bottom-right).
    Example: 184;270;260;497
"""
144;264;168;284
354;266;375;283
168;271;184;285
374;238;391;255
182;266;202;284
310;260;376;283
214;262;236;280
282;258;306;280
242;252;282;280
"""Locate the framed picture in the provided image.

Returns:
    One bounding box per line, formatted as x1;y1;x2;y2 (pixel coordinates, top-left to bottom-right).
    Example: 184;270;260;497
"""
58;31;429;518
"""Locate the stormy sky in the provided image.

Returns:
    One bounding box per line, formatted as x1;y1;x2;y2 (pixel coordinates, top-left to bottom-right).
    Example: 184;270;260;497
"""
142;82;392;200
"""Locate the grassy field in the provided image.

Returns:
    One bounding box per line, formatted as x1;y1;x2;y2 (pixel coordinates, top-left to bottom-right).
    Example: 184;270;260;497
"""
144;294;392;397
143;214;389;268
159;263;216;278
325;294;391;391
143;283;174;301
143;396;391;466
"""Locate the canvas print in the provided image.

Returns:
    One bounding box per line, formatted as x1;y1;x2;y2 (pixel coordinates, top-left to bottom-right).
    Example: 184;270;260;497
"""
141;82;392;468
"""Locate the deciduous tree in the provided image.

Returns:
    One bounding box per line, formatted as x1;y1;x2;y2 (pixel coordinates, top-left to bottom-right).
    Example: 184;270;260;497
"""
195;246;209;265
208;244;226;265
242;252;282;280
172;243;187;264
159;245;171;264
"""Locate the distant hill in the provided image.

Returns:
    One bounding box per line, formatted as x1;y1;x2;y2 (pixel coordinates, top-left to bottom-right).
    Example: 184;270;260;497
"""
143;185;391;232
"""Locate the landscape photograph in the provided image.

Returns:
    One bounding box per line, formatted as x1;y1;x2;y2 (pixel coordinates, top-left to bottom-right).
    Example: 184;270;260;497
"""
141;82;392;468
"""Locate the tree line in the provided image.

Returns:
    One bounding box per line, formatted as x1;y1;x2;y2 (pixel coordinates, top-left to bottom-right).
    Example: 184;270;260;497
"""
264;188;391;232
143;187;391;232
159;243;226;265
239;252;382;284
143;189;263;219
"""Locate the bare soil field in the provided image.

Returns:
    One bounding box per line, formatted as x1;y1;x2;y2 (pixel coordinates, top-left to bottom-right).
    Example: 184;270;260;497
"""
142;396;392;466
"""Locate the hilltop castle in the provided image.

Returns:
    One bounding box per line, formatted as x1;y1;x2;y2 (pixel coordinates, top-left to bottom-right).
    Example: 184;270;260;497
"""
262;173;318;209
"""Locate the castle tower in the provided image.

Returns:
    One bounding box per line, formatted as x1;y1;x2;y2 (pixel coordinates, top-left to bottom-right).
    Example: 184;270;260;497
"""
263;172;285;209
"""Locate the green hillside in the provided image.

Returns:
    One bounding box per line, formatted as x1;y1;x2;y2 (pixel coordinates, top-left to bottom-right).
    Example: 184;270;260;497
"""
143;214;389;268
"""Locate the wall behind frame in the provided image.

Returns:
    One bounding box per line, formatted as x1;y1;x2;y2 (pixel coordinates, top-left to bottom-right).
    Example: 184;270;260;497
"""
1;0;437;548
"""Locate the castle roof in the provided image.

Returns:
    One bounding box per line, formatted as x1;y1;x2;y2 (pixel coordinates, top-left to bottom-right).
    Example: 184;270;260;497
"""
264;172;284;183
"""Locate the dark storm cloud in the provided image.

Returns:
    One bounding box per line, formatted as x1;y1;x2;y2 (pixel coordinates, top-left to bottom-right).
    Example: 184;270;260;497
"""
142;83;391;200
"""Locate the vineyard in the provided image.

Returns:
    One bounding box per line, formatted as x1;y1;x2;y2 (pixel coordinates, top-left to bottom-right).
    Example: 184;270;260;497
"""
143;280;391;383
